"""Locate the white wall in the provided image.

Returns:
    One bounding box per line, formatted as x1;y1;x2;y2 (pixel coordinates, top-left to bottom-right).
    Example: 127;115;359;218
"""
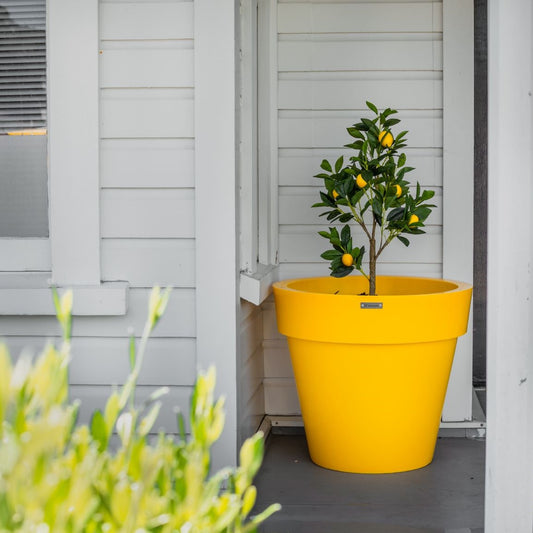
0;0;197;435
264;0;445;415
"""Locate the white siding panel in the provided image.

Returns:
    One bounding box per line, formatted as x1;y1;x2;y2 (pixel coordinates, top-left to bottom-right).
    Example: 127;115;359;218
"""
279;187;442;225
101;139;194;188
278;2;441;34
101;189;195;238
278;40;442;72
73;384;192;432
0;240;50;272
279;113;442;148
279;149;442;187
69;337;196;386
102;239;195;287
0;289;195;338
0;336;196;387
279;78;442;110
278;227;442;263
100;89;194;139
278;262;443;281
100;47;194;88
100;2;194;40
264;378;300;415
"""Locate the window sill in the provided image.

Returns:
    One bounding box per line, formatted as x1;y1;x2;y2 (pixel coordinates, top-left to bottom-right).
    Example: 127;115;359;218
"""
0;273;128;316
240;263;278;306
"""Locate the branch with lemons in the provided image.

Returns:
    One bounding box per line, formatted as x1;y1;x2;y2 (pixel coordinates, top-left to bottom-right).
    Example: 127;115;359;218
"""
312;101;436;295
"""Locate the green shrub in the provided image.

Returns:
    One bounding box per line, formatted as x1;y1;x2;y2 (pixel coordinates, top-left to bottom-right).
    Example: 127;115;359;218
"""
0;288;279;532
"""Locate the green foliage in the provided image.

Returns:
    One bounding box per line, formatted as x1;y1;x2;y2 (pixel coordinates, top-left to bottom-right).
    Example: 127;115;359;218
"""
0;289;280;533
313;102;436;294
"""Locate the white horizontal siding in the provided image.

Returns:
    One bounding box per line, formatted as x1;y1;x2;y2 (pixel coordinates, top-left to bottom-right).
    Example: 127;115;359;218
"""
101;189;195;238
73;384;193;433
100;89;194;139
279;39;442;72
279;148;442;187
3;336;196;387
100;45;194;88
101;139;194;188
102;239;195;287
277;2;442;34
263;0;444;415
279;112;443;149
100;1;194;41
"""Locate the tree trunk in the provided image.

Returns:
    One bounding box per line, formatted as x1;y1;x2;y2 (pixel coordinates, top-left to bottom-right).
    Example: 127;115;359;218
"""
369;238;377;295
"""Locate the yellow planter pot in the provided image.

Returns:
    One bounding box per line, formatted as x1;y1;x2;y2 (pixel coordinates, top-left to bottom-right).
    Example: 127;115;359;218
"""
272;276;473;474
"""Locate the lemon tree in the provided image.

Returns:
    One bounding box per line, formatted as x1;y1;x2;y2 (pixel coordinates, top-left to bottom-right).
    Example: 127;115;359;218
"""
313;101;436;295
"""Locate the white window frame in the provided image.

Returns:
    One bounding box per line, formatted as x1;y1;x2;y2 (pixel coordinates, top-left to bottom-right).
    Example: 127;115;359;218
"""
239;0;279;306
0;0;127;316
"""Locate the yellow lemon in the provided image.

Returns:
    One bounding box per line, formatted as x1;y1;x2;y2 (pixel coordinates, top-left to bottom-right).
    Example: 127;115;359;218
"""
341;253;354;267
332;190;339;199
408;214;419;225
394;184;402;197
378;130;393;148
356;174;367;188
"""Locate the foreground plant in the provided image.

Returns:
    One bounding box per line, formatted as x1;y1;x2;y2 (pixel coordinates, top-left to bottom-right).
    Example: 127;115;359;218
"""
313;101;436;295
0;288;279;532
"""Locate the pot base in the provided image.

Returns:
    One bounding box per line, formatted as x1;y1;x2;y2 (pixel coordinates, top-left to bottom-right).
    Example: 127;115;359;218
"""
290;337;457;474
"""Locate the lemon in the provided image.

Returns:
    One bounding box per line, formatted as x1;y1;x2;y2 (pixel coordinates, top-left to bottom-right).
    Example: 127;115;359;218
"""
378;130;393;148
356;174;367;188
332;190;339;199
408;214;419;225
394;184;402;197
342;253;354;267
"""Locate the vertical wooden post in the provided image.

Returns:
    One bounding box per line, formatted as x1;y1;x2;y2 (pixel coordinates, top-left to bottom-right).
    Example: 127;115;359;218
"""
195;0;239;469
485;0;533;530
442;0;475;421
48;0;101;285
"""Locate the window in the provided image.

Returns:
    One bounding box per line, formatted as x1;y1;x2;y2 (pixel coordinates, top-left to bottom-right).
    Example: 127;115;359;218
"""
0;0;48;238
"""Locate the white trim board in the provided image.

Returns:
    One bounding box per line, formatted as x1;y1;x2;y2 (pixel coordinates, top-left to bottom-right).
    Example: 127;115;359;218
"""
194;0;239;469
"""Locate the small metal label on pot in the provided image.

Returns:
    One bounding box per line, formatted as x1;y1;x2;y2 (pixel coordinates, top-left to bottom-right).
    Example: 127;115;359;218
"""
360;302;383;309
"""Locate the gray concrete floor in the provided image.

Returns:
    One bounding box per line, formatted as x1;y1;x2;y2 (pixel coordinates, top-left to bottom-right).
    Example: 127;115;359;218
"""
254;432;485;533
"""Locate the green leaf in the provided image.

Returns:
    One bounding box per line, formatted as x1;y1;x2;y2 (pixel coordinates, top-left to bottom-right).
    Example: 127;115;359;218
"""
334;156;344;173
387;206;406;222
318;230;330;239
384;118;401;128
366;101;378;114
320;159;332;172
347;127;364;139
321;250;342;260
90;410;108;451
398;153;406;168
341;224;351;245
397;235;410;247
331;265;354;278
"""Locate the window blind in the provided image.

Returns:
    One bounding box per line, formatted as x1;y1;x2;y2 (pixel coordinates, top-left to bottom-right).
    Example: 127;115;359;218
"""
0;1;46;133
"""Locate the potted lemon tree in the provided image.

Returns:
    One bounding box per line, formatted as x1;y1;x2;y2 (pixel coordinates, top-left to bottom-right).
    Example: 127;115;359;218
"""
273;102;472;474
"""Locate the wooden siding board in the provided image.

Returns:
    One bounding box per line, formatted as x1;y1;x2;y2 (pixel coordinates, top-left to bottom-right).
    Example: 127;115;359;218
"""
100;89;194;139
279;149;442;187
101;189;195;239
279;186;442;225
73;384;193;432
102;239;195;287
100;2;194;41
100;47;194;88
101;139;195;188
279;114;443;149
2;336;196;387
277;3;440;34
278;40;443;72
278;78;442;110
278;228;442;263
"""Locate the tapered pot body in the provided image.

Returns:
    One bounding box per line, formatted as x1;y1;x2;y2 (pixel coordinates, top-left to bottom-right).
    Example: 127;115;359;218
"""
273;276;473;474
